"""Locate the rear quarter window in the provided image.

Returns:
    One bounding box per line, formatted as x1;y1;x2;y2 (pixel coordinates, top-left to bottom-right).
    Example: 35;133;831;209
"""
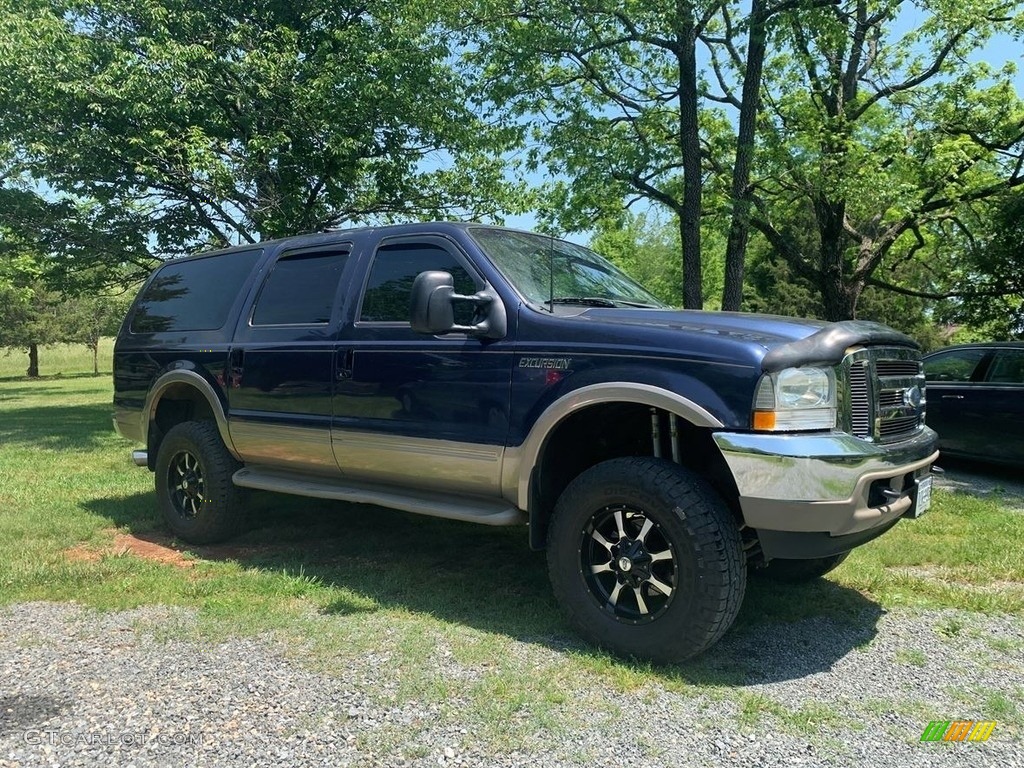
130;250;262;333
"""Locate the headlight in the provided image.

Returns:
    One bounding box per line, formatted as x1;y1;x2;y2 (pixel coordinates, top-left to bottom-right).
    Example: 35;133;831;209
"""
753;367;836;431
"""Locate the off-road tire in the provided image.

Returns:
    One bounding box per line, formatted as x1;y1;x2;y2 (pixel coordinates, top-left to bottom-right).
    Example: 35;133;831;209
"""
547;457;746;663
155;420;244;544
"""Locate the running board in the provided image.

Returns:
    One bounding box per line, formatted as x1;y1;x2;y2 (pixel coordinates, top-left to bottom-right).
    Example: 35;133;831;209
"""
232;466;526;527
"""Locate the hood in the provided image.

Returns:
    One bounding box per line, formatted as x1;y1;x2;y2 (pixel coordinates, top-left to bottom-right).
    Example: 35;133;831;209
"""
575;309;917;369
577;308;828;346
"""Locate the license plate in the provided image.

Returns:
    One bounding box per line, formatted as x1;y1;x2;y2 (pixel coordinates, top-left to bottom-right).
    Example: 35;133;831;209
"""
909;475;932;519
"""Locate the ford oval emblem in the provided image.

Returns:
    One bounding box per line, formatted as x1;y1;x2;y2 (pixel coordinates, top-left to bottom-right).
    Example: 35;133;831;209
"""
903;386;923;408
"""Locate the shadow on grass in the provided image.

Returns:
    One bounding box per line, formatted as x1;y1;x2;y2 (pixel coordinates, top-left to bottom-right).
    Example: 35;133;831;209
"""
0;372;108;384
85;489;883;685
0;403;116;451
936;456;1024;498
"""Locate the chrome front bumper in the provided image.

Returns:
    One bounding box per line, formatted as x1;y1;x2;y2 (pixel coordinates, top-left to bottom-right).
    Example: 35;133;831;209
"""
713;427;939;557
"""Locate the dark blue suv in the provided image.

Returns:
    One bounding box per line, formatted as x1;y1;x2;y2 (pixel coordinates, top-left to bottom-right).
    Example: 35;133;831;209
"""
114;222;939;661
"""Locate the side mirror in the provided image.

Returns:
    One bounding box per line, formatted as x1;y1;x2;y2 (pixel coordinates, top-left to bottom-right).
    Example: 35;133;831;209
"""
410;271;507;340
410;271;455;334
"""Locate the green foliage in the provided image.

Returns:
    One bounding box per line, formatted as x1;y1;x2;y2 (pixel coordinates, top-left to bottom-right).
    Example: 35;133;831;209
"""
749;0;1024;320
0;238;64;369
0;228;133;373
589;211;727;309
471;0;722;307
0;0;523;277
935;192;1024;339
743;248;823;320
60;293;134;372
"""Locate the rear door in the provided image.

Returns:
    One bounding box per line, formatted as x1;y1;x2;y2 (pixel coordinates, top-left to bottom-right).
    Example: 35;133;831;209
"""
977;348;1024;463
924;347;990;457
228;244;353;474
331;234;515;495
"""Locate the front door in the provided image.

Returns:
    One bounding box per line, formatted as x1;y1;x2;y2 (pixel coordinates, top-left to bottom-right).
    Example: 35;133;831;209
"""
332;235;514;496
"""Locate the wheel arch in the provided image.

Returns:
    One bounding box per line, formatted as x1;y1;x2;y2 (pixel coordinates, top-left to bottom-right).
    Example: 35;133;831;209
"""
510;383;739;549
142;370;238;468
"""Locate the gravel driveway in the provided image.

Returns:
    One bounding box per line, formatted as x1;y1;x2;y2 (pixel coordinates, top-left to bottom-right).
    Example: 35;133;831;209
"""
1;602;1021;768
933;459;1024;511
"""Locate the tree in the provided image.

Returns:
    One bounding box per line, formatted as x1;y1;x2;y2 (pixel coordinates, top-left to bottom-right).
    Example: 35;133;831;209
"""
62;293;133;373
473;0;724;309
746;0;1024;320
702;0;832;311
0;276;64;378
929;191;1024;338
0;0;522;278
589;210;726;307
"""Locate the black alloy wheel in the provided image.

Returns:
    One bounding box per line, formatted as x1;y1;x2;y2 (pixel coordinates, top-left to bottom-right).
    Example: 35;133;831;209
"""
580;504;677;624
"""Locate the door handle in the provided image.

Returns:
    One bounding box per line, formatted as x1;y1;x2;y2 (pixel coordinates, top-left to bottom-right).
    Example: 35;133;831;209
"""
337;349;354;380
941;395;964;400
228;348;244;388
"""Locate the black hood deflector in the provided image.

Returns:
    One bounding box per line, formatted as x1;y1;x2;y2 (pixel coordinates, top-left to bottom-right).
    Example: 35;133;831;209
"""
761;320;918;372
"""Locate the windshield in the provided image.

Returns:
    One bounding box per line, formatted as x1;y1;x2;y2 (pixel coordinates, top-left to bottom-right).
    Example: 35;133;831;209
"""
469;227;666;309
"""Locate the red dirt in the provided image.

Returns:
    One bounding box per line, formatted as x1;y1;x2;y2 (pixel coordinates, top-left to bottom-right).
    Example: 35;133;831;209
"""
64;531;195;569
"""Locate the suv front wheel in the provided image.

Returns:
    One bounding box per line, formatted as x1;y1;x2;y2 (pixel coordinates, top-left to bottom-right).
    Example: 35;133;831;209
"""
155;421;244;544
547;457;746;663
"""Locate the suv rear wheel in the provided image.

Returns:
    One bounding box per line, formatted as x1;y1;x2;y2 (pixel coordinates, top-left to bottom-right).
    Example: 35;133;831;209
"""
155;421;244;544
547;457;745;663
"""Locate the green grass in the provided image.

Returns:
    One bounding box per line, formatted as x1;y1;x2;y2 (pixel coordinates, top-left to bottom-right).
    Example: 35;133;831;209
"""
895;648;928;667
0;338;115;379
1;375;1023;749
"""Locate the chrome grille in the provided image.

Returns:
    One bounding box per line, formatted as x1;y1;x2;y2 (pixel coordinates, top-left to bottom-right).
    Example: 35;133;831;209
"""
849;362;871;437
879;415;920;438
842;348;925;443
876;360;920;377
878;390;905;408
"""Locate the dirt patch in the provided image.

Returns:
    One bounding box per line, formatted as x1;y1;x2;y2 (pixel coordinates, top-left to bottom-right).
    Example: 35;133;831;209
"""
64;531;194;569
62;530;310;569
63;544;103;564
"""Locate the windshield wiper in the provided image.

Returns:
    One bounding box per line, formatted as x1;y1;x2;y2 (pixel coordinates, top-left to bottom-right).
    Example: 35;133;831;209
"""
548;296;619;308
610;299;662;308
548;296;663;309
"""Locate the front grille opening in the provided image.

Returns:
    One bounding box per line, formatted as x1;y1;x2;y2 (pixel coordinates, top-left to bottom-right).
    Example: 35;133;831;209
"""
849;361;871;437
867;472;914;507
878;390;905;408
844;349;925;443
879;415;920;438
876;360;920;377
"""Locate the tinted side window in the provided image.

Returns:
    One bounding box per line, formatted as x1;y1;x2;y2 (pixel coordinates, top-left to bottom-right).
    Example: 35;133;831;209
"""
130;250;261;333
924;349;987;382
985;350;1024;384
251;249;349;326
359;243;478;324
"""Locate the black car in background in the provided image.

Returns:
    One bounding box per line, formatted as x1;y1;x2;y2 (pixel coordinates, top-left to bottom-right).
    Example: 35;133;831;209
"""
923;343;1024;466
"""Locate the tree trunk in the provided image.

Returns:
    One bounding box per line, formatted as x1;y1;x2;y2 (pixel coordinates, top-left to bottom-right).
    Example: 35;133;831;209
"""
26;342;39;378
820;277;860;321
678;7;703;309
814;192;860;320
91;342;99;375
722;0;768;311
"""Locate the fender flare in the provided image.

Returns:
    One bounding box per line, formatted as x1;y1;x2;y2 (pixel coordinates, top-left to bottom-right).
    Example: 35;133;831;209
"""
142;369;239;459
509;382;724;511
